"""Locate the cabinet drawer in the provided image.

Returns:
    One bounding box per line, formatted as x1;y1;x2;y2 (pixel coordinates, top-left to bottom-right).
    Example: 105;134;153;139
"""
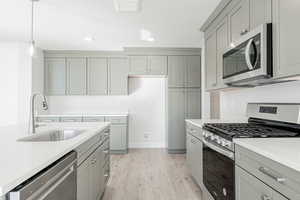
82;116;105;122
105;116;127;124
186;122;202;139
236;145;300;199
60;116;82;122
36;117;60;123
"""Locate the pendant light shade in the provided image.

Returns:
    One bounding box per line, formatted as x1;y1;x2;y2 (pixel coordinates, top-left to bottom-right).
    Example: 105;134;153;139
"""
29;0;39;57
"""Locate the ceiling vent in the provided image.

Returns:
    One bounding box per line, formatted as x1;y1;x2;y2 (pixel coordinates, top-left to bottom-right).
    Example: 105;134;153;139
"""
114;0;141;12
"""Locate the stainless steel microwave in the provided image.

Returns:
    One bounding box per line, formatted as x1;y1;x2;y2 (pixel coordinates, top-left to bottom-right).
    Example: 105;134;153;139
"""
222;23;273;86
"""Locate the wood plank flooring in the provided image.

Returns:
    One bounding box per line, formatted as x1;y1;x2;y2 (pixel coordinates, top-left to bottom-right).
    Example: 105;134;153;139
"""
102;149;203;200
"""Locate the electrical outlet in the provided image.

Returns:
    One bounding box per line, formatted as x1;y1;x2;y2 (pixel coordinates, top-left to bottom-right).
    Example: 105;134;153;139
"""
143;132;151;141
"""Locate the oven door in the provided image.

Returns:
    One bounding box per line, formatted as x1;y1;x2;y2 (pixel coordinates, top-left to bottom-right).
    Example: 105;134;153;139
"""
222;23;272;86
203;139;235;200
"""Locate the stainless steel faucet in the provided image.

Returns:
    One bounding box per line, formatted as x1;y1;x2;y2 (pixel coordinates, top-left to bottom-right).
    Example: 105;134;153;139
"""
31;93;48;134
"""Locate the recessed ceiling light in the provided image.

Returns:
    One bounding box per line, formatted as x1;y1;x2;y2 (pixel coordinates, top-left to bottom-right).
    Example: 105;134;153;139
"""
140;29;155;42
114;0;141;12
84;36;95;42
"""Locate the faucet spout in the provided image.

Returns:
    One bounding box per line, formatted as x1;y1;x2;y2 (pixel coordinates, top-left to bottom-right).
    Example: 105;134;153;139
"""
31;93;48;134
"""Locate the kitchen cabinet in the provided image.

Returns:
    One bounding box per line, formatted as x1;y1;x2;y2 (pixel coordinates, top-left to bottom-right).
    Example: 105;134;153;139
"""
109;58;129;95
45;58;66;95
67;58;87;95
205;32;217;90
186;56;201;88
129;56;167;75
236;166;288;200
77;156;90;200
229;0;250;43
273;0;300;78
168;88;186;153
250;0;272;30
168;56;186;87
87;58;108;95
185;88;201;119
109;125;127;153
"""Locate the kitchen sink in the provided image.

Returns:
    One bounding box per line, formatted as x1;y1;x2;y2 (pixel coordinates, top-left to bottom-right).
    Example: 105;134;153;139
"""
18;129;85;142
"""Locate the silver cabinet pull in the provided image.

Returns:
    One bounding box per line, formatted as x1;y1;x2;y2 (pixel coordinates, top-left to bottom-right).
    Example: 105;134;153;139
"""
259;167;286;183
261;194;272;200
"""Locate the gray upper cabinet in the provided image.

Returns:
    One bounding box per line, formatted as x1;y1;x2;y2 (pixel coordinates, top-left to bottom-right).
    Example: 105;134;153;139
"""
45;58;66;95
250;0;272;29
148;56;167;75
168;88;186;152
236;166;288;200
273;0;300;78
87;58;108;95
109;58;129;95
168;56;186;88
185;88;201;119
129;56;148;75
67;58;87;95
216;17;229;89
205;32;217;90
229;0;250;43
186;56;201;88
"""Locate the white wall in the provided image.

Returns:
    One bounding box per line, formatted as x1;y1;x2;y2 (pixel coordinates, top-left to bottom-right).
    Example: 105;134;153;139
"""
220;81;300;119
47;78;167;148
0;42;33;127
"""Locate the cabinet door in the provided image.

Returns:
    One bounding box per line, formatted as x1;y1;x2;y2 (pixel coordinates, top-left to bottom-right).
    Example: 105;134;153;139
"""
168;56;186;87
185;88;201;119
186;134;192;171
205;32;217;90
77;158;91;200
193;137;203;187
168;88;186;150
186;56;201;88
109;58;129;95
89;153;98;200
236;166;288;200
110;125;127;151
87;58;108;95
250;0;272;30
95;147;105;199
148;56;167;75
273;0;300;77
229;0;250;43
67;58;87;95
129;56;148;75
216;18;229;89
45;58;66;95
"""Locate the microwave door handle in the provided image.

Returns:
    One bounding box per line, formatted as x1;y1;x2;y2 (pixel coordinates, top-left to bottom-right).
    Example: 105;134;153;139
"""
245;39;255;70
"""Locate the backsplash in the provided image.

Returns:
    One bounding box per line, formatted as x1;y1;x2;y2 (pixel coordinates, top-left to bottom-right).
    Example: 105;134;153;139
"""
220;81;300;119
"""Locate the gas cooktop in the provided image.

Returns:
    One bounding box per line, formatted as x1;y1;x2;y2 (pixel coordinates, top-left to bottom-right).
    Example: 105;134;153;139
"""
203;122;300;139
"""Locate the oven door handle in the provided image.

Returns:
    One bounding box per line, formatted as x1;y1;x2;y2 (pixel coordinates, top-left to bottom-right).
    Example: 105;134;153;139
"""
202;139;234;160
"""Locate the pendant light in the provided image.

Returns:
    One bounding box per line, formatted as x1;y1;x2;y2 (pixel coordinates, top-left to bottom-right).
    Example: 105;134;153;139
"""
29;0;39;57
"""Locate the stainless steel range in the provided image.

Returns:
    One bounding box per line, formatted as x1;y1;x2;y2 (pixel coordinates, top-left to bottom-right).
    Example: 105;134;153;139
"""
202;103;300;200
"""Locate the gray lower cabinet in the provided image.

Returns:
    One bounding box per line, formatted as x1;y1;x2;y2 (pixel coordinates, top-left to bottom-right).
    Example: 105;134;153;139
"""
45;58;66;95
236;166;288;200
67;58;87;95
87;58;108;95
77;156;90;200
109;125;127;153
186;132;203;188
109;58;129;95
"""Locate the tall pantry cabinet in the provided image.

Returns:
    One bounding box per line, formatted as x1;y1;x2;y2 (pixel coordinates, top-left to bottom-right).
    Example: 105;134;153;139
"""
167;55;201;154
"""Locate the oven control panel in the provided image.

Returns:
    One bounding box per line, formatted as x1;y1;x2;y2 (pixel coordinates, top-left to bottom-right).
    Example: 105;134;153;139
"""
202;130;234;152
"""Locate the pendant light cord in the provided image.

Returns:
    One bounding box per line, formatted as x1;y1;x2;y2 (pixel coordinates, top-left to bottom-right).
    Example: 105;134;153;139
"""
31;0;34;43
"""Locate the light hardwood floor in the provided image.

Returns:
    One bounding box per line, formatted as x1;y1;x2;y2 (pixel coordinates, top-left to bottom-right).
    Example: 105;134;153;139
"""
102;149;203;200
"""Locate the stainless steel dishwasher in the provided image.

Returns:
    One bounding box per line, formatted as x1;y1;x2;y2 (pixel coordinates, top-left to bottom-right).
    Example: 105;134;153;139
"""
8;151;77;200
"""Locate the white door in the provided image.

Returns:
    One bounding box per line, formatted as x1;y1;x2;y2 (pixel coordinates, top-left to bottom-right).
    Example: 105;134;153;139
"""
148;56;167;75
109;58;129;95
185;88;201;119
67;58;87;95
186;56;201;88
168;88;186;150
87;58;108;95
129;56;148;75
45;58;66;95
168;56;186;87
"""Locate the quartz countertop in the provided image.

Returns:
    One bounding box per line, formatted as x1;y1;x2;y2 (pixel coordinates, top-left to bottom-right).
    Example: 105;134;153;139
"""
185;118;248;128
234;138;300;173
37;113;129;117
0;122;110;197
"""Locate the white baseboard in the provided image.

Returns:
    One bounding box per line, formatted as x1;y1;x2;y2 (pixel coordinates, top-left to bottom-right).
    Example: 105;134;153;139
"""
129;142;166;148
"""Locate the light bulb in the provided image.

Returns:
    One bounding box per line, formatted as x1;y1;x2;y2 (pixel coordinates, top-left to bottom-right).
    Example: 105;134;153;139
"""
29;41;35;57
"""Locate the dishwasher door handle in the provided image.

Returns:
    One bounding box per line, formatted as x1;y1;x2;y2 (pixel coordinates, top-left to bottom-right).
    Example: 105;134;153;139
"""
36;165;75;200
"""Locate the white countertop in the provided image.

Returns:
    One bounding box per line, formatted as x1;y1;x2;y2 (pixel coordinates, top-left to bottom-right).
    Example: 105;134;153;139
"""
38;113;129;117
185;118;248;128
234;138;300;173
0;122;110;196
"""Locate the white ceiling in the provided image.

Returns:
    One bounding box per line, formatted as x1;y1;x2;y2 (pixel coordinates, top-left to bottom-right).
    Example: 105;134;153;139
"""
0;0;221;50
